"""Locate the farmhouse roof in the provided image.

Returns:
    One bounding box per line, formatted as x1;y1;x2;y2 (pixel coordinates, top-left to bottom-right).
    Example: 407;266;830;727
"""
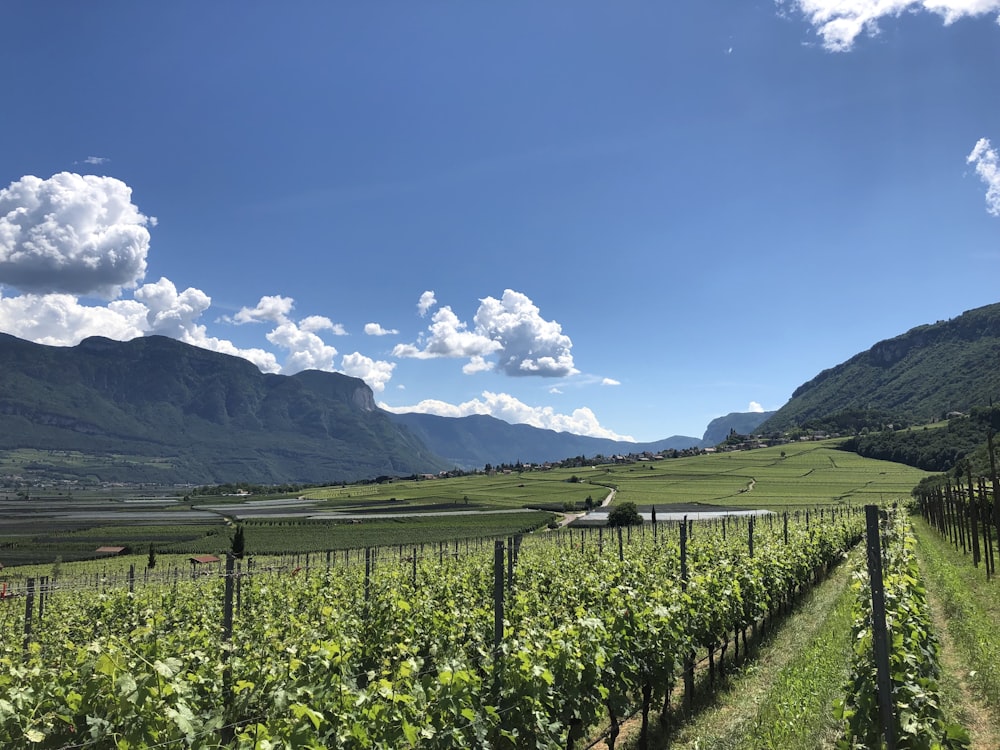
189;555;221;565
96;546;127;554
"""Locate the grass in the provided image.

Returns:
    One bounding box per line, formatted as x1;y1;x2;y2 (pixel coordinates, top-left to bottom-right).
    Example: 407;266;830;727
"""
586;440;926;509
300;471;609;511
628;550;857;749
912;517;1000;745
295;440;926;513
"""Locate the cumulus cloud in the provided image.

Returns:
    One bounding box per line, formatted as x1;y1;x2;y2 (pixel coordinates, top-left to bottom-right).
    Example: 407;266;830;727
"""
230;295;295;325
749;401;765;413
134;277;212;339
0;290;146;345
341;352;396;392
968;137;1000;216
0;172;155;298
365;322;399;336
476;290;578;377
0;278;281;372
266;321;338;372
463;355;492;374
782;0;1000;51
300;315;346;335
0;173;373;381
417;290;437;317
602;378;621;386
394;289;577;378
381;390;634;441
392;305;501;360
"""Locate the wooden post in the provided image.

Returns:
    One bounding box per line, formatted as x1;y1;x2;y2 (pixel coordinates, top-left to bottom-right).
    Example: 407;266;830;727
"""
865;506;896;750
493;540;504;653
221;554;235;745
364;547;372;603
23;578;35;652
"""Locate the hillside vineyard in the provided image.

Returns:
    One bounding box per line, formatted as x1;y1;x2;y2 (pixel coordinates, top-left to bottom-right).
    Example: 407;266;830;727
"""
0;510;862;748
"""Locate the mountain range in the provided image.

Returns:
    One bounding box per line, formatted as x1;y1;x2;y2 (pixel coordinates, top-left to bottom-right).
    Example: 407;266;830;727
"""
3;300;999;485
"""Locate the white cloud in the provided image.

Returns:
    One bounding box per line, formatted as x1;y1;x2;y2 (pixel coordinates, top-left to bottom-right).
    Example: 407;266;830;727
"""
0;279;282;373
0;290;146;345
134;277;212;339
266;321;338;373
417;290;437;317
475;290;578;377
463;355;492;374
602;378;621;386
82;156;109;166
392;305;501;360
968;137;1000;216
749;401;765;413
0;172;154;298
341;352;395;392
230;295;295;325
134;277;281;372
381;390;634;441
783;0;1000;51
549;387;563;394
300;315;345;335
365;322;399;336
394;289;577;378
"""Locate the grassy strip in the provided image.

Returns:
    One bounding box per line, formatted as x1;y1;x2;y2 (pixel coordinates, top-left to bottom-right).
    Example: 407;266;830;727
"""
637;551;857;750
912;517;1000;735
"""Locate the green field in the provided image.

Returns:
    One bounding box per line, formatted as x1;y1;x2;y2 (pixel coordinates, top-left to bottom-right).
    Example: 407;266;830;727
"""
296;440;927;513
0;440;928;568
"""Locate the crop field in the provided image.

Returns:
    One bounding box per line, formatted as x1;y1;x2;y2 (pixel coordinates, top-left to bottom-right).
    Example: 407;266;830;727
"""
1;445;998;747
301;472;607;511
296;440;927;515
600;441;927;509
0;440;927;567
0;506;868;748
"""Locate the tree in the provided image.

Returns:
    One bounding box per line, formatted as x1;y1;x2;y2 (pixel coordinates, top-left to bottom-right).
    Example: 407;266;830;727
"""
607;501;642;527
147;545;156;570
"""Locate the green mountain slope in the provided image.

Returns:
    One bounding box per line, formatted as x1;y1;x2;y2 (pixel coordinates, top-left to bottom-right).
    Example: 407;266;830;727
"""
760;302;1000;433
0;334;446;484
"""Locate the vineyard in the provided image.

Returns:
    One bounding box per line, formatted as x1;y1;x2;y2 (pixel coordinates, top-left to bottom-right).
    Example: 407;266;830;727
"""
0;510;865;749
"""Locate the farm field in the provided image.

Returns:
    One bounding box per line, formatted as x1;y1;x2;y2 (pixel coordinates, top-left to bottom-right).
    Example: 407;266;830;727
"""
0;507;865;748
0;440;927;567
296;439;925;513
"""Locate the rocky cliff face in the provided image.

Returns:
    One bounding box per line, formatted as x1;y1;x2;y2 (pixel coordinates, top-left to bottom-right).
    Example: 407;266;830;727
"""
0;332;447;484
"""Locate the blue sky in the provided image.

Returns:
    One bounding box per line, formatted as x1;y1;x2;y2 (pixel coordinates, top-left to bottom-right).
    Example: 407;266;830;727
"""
2;2;1000;442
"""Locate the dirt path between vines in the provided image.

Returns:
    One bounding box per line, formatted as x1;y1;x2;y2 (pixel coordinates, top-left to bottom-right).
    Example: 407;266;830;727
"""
921;569;1000;749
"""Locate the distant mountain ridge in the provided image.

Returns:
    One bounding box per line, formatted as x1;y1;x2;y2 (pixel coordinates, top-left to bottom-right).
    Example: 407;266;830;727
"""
387;412;703;469
759;302;1000;433
15;299;994;486
0;333;446;484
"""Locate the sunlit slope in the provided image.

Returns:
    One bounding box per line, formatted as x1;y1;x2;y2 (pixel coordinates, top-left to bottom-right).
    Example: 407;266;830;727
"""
599;440;927;508
298;440;927;512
